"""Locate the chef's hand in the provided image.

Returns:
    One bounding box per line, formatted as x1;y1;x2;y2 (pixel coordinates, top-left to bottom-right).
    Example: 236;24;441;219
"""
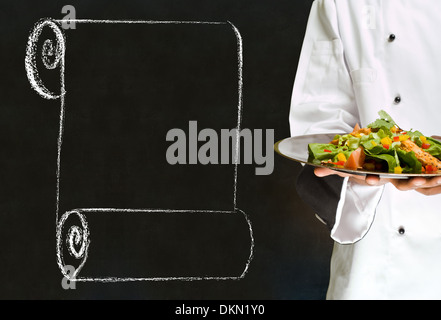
314;167;441;196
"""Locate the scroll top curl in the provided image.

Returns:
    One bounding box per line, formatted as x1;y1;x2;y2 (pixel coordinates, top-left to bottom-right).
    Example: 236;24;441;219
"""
25;18;66;100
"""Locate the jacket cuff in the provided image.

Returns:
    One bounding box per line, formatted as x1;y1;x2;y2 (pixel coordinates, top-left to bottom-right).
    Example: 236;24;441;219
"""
331;177;384;244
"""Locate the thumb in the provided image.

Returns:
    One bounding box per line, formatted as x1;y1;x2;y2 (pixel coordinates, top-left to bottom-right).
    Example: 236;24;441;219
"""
314;167;340;177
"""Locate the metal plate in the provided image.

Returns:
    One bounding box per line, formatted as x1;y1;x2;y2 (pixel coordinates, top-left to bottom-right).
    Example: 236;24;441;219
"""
274;133;441;180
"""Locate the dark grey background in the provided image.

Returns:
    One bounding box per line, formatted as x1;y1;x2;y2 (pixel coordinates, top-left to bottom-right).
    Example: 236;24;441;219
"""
0;0;333;299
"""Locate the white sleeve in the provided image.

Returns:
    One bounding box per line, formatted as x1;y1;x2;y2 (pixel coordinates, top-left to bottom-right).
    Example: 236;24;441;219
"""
290;0;384;244
331;178;384;244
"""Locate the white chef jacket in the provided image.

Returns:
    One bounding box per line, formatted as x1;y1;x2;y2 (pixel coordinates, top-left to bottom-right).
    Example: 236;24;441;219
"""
290;0;441;300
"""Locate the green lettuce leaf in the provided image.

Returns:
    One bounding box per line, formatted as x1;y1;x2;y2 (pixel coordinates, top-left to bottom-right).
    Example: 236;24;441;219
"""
396;149;422;173
366;153;397;173
367;110;396;131
308;143;339;162
426;137;441;159
378;110;397;126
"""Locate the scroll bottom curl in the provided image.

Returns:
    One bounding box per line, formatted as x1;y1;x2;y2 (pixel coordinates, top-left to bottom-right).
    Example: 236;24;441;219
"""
56;210;90;281
54;208;253;282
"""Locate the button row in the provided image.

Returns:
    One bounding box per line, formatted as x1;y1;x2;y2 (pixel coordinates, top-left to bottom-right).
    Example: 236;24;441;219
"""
388;34;401;105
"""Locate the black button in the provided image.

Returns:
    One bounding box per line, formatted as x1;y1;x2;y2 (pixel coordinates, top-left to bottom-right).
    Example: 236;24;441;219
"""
388;34;396;42
398;227;405;235
394;96;401;104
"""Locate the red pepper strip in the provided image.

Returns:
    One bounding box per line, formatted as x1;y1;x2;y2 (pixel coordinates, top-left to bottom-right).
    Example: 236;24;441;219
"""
422;143;431;149
383;144;390;150
393;136;400;142
324;149;332;153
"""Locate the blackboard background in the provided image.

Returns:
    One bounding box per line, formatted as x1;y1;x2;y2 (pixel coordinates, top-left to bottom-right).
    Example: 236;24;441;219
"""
0;0;334;300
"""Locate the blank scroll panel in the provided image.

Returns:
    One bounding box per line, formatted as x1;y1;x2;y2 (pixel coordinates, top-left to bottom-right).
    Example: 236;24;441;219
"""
25;19;253;282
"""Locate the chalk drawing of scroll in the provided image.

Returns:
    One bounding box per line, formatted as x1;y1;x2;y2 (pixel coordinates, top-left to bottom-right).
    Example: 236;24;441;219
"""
25;18;253;282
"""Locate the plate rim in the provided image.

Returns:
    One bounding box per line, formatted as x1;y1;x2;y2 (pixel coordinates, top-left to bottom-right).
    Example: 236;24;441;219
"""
274;135;441;180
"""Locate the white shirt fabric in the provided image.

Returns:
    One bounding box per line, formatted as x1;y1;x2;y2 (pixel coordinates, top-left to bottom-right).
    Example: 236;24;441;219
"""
290;0;441;299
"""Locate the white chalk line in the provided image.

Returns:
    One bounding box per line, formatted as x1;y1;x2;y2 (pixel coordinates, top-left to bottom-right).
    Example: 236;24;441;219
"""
228;21;244;211
57;210;89;280
75;276;242;282
24;19;66;227
56;80;66;226
58;208;254;282
58;18;244;211
25;19;66;100
78;208;235;214
54;19;226;25
26;18;251;283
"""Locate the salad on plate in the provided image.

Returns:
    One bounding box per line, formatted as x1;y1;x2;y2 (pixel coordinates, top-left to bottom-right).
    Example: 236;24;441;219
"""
308;110;441;174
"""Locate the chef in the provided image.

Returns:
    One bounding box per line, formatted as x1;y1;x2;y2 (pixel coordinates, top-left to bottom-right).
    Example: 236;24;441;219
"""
290;0;441;299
